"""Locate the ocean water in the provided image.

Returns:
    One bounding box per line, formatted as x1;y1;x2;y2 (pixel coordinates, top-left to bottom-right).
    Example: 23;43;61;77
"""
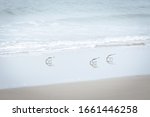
0;0;150;55
0;0;150;89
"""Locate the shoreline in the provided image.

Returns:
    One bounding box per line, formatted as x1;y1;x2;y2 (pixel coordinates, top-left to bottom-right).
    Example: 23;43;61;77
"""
0;75;150;100
0;45;150;89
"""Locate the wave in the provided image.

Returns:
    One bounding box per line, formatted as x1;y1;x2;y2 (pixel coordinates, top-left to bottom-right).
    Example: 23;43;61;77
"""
0;36;150;56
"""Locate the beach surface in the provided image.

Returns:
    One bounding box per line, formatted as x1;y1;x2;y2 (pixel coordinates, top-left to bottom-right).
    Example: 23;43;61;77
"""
0;75;150;100
0;45;150;89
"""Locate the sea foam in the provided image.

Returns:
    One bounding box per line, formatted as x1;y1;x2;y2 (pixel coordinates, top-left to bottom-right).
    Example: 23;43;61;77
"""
0;36;150;56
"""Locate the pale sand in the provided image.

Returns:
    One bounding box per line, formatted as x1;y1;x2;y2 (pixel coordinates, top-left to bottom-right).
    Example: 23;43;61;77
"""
0;75;150;100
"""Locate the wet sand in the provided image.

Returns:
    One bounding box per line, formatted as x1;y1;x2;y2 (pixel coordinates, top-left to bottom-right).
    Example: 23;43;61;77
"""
0;75;150;100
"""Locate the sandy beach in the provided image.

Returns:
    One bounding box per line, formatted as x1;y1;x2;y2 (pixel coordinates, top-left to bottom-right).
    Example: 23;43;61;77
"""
0;45;150;89
0;75;150;100
0;46;150;100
